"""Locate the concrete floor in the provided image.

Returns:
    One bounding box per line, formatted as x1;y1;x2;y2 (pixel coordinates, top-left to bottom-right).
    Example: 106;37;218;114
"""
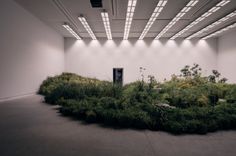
0;95;236;156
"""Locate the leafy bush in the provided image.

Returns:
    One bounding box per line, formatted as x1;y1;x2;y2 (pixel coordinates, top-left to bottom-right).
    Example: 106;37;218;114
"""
39;64;236;134
158;66;232;108
226;84;236;103
38;72;109;97
58;98;236;134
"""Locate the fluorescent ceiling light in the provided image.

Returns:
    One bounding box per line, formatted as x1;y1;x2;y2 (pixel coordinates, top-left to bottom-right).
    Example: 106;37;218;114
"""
101;12;112;40
62;23;81;40
78;16;97;40
139;0;168;40
186;10;236;39
123;0;137;40
155;0;199;40
170;0;230;40
202;22;236;39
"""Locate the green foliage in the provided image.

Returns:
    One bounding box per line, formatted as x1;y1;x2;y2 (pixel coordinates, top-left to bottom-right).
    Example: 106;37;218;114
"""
226;84;236;103
208;70;228;83
38;72;109;97
58;97;236;134
180;63;202;78
158;64;232;108
159;105;236;134
39;64;236;134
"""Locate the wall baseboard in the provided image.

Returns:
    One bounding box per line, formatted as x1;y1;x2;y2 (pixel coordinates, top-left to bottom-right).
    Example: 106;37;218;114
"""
0;92;36;103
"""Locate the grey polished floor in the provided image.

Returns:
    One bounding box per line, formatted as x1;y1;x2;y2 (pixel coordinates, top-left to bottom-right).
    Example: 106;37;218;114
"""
0;95;236;156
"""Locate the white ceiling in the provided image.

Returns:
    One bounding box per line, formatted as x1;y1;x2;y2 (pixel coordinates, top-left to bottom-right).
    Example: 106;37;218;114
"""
15;0;236;39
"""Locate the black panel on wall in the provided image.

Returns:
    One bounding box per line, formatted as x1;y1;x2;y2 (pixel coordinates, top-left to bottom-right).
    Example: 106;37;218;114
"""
113;68;123;85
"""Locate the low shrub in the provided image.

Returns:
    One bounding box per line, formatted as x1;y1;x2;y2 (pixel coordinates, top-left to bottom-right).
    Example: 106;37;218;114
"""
226;84;236;103
38;72;109;97
39;64;236;134
58;97;236;134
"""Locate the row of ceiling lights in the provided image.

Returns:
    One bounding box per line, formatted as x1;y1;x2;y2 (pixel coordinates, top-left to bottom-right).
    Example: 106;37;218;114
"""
139;0;168;40
101;12;112;40
62;0;235;41
186;10;236;39
124;0;137;40
202;22;236;39
170;0;231;40
155;0;199;40
78;16;97;40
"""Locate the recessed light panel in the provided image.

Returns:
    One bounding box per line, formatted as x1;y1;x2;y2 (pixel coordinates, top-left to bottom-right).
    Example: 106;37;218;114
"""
78;16;97;40
62;23;81;40
202;22;236;40
139;0;168;40
155;0;199;40
123;0;137;40
186;10;236;39
170;0;230;40
101;12;112;40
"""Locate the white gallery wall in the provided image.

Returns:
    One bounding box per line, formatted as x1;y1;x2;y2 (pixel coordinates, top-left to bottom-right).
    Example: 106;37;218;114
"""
65;38;218;84
218;30;236;83
1;0;235;101
0;0;64;100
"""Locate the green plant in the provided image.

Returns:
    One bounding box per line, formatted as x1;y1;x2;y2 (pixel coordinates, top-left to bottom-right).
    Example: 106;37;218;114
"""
39;65;236;134
226;85;236;103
